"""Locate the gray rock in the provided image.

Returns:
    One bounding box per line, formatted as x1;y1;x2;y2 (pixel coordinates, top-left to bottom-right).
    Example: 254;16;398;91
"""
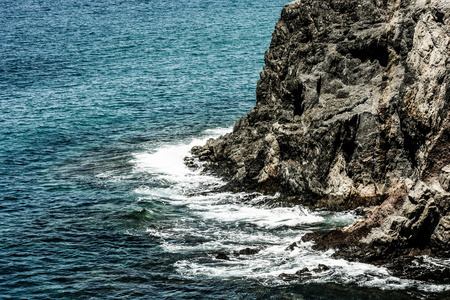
430;215;450;252
190;0;450;261
438;165;450;192
192;0;450;211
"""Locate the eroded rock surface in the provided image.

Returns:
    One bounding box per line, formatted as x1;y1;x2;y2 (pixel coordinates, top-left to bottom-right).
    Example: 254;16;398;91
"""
190;0;450;261
303;180;450;261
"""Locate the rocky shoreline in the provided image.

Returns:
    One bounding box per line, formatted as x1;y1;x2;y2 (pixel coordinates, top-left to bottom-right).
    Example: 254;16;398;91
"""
188;0;450;277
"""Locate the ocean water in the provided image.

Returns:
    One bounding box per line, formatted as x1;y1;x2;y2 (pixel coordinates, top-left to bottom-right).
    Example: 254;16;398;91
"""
1;0;449;299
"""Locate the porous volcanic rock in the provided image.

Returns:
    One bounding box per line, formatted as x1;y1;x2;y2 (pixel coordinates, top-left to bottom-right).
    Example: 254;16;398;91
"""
190;0;450;260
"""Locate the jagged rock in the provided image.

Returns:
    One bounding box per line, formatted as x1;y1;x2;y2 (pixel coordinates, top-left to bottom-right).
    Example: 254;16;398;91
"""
233;247;260;256
312;264;330;273
279;267;311;281
190;0;450;262
285;242;299;251
295;267;311;276
386;256;450;284
215;253;231;260
191;0;450;210
278;272;299;281
305;181;450;262
279;265;330;282
302;183;409;253
430;215;450;254
184;156;200;171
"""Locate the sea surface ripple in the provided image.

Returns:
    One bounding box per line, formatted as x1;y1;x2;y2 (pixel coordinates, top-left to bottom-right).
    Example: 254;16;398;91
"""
1;0;449;299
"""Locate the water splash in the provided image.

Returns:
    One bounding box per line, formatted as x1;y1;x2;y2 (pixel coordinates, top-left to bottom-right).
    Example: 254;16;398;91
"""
131;127;450;294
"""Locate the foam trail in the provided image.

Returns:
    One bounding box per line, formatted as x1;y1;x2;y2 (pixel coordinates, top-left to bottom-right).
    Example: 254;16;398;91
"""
133;143;192;179
132;127;450;294
132;127;231;183
191;203;324;229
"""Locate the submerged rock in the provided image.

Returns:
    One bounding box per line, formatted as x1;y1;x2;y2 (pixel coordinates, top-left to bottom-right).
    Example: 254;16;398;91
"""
279;267;311;281
285;242;299;251
190;0;450;264
312;264;331;273
279;264;331;282
233;247;261;256
294;267;312;278
215;253;231;260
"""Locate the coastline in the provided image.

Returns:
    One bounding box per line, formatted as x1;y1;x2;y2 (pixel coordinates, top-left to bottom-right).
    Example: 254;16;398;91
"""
190;0;450;278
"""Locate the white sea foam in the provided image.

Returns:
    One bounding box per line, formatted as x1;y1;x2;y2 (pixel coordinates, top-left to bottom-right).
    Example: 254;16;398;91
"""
132;128;230;186
133;143;194;180
132;127;450;293
191;203;324;229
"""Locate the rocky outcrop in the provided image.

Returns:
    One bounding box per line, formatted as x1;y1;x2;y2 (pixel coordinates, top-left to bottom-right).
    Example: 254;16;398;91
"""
190;0;450;261
302;180;450;261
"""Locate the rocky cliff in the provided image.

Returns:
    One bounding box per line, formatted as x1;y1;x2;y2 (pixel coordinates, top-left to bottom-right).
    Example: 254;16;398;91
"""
190;0;450;262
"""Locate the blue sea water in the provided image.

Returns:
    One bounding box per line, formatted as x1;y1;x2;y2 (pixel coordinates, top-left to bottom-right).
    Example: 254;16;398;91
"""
1;0;450;299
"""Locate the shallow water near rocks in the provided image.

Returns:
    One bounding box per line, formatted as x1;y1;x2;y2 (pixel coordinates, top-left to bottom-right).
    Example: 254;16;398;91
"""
1;0;450;299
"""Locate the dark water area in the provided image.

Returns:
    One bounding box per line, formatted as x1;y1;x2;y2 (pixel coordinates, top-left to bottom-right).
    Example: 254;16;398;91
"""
1;0;450;299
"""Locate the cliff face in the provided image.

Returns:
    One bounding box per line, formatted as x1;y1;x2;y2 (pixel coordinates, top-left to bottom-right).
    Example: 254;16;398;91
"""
191;0;450;260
